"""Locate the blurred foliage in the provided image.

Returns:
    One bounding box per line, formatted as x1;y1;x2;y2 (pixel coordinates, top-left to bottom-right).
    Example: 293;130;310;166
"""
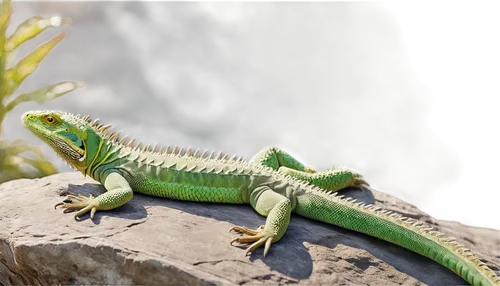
0;0;82;183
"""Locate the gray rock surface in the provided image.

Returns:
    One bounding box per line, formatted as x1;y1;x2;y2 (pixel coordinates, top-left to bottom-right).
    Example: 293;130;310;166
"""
0;172;499;285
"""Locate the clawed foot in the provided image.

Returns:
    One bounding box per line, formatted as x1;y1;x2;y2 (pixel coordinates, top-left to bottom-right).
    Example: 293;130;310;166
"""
352;173;370;189
55;193;99;220
230;225;276;256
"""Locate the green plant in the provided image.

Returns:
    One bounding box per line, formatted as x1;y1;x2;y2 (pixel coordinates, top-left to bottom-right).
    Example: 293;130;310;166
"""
0;0;81;183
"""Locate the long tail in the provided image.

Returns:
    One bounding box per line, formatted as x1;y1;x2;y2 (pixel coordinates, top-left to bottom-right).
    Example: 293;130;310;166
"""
294;191;500;286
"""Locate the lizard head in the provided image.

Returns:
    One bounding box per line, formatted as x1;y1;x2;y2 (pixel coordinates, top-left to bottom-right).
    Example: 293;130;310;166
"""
22;110;92;173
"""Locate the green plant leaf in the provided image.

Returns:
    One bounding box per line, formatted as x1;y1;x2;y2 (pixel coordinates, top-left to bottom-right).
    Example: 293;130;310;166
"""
0;139;57;183
0;0;12;14
19;156;57;176
0;2;10;31
0;81;85;138
0;154;57;182
0;1;80;183
0;138;47;159
0;139;44;156
5;81;84;111
0;0;13;98
2;32;66;97
5;16;71;53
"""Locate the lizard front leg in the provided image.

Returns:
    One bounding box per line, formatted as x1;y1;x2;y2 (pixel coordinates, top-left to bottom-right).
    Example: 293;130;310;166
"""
56;172;133;219
231;186;292;256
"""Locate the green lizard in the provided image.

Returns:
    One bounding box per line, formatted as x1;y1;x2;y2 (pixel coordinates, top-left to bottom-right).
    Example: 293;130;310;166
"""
22;110;499;286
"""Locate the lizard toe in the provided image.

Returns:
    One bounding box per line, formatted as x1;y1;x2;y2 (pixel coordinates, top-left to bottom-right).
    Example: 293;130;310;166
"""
352;173;370;188
230;225;277;256
230;225;264;236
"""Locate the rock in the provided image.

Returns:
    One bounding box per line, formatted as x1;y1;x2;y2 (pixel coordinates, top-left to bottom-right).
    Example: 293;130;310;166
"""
0;172;499;285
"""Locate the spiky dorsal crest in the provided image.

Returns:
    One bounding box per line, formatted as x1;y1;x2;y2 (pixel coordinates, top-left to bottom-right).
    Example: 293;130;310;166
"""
78;114;248;164
152;143;159;153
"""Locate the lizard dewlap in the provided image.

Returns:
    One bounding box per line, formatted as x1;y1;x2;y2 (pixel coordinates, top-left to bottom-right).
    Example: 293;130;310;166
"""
22;110;500;286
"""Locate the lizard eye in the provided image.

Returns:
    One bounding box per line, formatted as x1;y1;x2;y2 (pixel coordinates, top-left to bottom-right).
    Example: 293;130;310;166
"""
44;115;57;125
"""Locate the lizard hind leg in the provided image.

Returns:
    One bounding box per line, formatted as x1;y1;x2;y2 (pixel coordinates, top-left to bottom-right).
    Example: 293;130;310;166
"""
230;186;292;256
250;147;369;192
250;146;316;173
279;166;369;192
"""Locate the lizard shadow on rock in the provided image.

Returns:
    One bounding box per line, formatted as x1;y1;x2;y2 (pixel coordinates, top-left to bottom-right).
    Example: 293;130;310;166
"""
134;186;376;280
64;183;317;279
308;222;467;285
60;183;375;280
61;183;463;284
289;187;468;285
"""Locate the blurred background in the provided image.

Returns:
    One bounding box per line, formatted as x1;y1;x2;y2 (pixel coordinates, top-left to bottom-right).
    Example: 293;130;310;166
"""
2;2;499;230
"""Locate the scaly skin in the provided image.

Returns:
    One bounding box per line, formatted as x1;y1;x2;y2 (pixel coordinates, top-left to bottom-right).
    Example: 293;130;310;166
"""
23;110;500;286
